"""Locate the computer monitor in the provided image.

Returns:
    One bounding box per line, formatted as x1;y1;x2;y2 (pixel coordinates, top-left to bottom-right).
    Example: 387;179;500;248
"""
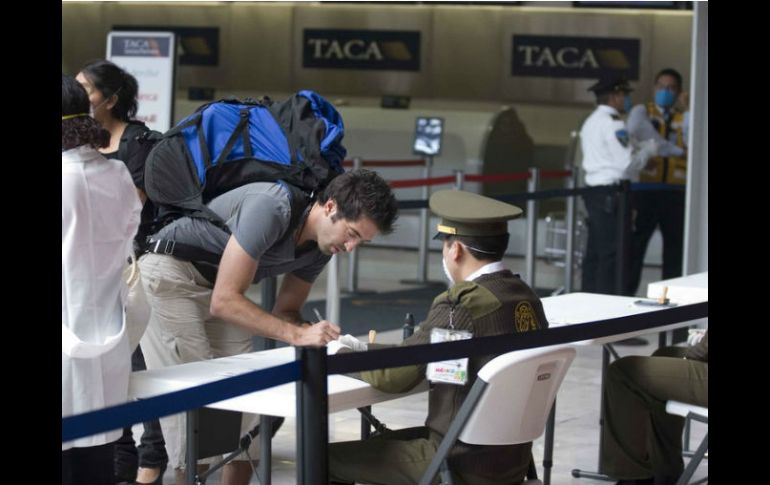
413;117;444;157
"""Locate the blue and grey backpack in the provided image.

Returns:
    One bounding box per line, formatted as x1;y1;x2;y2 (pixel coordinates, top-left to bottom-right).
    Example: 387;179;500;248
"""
144;90;346;236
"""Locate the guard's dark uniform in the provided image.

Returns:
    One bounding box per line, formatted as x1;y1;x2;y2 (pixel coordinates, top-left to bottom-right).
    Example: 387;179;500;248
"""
601;331;708;481
329;190;548;485
579;76;638;295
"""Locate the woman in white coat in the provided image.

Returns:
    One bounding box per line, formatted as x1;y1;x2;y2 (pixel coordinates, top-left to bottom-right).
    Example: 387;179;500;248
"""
62;74;142;484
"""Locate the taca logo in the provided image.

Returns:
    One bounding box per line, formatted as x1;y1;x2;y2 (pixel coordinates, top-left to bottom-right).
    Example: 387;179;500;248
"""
516;45;630;70
123;39;152;50
307;39;383;61
303;29;419;71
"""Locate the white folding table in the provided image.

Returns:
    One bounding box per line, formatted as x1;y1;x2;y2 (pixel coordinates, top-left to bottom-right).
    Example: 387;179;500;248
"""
130;346;428;484
647;271;708;346
541;292;708;483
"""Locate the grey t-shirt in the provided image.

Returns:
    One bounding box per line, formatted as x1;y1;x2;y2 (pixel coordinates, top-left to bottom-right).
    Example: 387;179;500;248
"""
155;181;330;283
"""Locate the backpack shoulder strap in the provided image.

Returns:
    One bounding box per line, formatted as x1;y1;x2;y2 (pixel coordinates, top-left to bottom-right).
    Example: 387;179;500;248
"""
117;121;150;163
280;182;312;235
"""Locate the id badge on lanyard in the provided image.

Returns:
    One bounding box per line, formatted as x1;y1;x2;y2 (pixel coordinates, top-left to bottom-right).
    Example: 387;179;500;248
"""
426;327;473;385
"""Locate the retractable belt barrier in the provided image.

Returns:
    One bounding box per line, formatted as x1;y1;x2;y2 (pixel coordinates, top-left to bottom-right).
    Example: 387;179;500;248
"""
63;301;706;443
397;184;617;210
62;361;299;444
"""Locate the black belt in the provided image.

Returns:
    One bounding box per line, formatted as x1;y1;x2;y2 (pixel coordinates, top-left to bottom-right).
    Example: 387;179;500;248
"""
145;239;222;265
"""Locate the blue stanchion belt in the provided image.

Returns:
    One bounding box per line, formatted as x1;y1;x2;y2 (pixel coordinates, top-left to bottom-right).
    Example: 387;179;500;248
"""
62;361;300;443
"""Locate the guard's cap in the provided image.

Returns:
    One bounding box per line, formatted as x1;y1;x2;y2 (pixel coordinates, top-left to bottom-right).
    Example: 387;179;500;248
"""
430;190;523;239
587;75;633;95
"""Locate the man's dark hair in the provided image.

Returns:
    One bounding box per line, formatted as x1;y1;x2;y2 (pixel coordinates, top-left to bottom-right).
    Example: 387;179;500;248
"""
318;169;398;235
62;74;109;150
442;233;510;262
655;68;683;90
79;59;139;122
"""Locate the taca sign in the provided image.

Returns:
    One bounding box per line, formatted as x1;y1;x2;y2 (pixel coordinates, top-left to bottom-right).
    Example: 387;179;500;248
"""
512;35;640;80
303;29;420;71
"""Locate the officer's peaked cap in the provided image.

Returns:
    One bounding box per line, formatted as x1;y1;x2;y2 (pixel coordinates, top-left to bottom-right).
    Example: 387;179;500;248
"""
588;75;633;95
430;190;523;239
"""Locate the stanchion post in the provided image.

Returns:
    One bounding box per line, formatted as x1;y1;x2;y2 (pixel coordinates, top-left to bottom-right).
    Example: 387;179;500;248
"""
453;169;465;190
615;181;631;295
416;157;433;283
185;409;198;485
259;415;272;484
525;167;540;288
295;347;328;484
347;157;363;292
565;166;579;293
326;254;341;324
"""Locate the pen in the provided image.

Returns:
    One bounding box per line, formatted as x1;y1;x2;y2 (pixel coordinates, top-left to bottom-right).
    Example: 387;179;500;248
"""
313;308;324;323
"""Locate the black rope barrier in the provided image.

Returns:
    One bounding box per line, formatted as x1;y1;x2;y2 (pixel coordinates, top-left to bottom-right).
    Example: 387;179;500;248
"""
327;301;708;375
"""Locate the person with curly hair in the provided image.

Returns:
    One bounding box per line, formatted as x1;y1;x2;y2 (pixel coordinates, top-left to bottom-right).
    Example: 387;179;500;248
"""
62;74;142;485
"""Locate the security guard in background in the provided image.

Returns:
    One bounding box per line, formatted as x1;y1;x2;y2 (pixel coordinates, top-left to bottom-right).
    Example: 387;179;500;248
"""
579;76;656;295
328;190;548;485
626;68;689;297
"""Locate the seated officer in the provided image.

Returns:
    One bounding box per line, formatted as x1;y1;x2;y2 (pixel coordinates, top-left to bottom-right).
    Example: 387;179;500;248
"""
602;330;708;485
328;190;549;485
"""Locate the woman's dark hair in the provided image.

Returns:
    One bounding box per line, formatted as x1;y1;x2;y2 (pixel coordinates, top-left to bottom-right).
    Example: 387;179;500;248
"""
318;169;399;235
79;59;139;122
62;74;109;150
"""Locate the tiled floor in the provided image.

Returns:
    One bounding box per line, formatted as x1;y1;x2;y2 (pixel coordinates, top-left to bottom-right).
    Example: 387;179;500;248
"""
154;246;707;484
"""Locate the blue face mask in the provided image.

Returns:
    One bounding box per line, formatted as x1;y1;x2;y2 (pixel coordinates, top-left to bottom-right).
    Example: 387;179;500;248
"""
655;89;675;108
623;95;633;113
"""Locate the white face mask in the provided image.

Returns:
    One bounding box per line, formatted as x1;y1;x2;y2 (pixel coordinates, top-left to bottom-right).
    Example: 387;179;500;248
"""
89;96;110;119
89;87;119;119
442;257;455;286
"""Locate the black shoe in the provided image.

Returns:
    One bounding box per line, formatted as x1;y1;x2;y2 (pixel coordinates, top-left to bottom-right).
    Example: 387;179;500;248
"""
134;464;166;485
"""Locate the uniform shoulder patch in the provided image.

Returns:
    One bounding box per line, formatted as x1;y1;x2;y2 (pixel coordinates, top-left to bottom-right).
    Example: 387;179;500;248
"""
615;129;629;148
514;301;540;332
611;114;621;121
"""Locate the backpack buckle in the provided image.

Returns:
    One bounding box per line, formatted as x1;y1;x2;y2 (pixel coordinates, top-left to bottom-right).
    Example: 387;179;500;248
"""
153;239;175;255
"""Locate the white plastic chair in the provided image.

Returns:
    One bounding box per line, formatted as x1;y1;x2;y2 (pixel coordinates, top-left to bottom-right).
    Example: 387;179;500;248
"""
666;400;708;485
418;345;577;485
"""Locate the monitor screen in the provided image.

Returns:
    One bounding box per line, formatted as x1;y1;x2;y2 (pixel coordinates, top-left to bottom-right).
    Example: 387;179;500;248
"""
413;117;444;156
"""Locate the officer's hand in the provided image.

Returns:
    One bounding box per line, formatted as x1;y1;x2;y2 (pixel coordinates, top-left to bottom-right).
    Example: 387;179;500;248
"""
638;138;659;161
326;339;349;354
675;91;690;112
336;334;368;352
687;328;705;346
294;320;340;347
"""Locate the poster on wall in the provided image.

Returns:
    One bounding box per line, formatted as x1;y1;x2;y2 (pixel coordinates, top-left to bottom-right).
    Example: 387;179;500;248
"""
107;31;176;132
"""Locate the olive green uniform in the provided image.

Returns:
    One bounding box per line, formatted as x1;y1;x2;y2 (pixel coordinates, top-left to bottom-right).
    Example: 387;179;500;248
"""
601;331;708;480
329;269;548;485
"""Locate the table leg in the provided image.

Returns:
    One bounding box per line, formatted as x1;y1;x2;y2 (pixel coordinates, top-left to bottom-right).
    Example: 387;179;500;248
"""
570;345;614;481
